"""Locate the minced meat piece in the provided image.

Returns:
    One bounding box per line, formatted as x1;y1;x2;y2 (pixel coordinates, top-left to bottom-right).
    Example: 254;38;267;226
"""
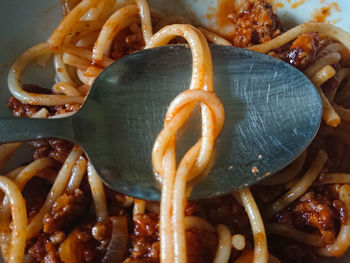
27;233;61;263
269;236;318;263
129;211;220;263
192;195;249;233
131;213;159;261
228;0;283;47
276;186;344;244
43;188;88;233
28;216;114;262
252;185;283;206
8;84;81;117
271;33;320;69
53;103;81;115
22;177;52;219
33;139;73;163
186;228;218;263
269;33;324;70
110;27;145;60
47;139;73;163
282;243;317;263
8;96;41;117
58;217;126;263
59;227;100;262
104;186;132;216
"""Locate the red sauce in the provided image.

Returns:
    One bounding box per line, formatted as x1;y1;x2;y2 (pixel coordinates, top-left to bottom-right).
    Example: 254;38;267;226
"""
291;0;306;9
271;33;320;69
216;0;239;30
215;0;283;47
311;3;340;23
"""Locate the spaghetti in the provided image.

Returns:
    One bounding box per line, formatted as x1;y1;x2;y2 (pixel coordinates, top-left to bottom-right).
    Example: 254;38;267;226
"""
1;0;350;262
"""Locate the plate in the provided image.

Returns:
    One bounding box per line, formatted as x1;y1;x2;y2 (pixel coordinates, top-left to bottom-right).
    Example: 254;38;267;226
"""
0;0;349;262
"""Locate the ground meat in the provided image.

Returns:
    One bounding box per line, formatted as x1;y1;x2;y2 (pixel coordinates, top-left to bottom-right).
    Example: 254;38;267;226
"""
227;0;282;47
43;188;89;233
53;103;81;115
276;186;344;244
185;196;250;262
7;96;41;117
252;185;283;207
104;186;133;216
269;236;317;263
27;233;61;263
22;177;52;219
24;182;130;262
110;27;145;60
8;84;53;118
130;213;159;262
47;139;73;163
8;83;80;117
61;227;100;262
29;219;113;262
192;195;249;233
62;217;127;262
272;33;320;69
8;96;80;118
186;228;218;263
282;244;317;263
185;202;196;216
129;210;220;263
33;139;73;163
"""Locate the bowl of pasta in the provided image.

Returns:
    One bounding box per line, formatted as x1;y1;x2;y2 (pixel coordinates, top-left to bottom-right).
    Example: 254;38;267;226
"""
0;0;350;263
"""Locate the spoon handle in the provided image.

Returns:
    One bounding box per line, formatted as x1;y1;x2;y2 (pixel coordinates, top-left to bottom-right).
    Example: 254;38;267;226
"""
0;117;74;143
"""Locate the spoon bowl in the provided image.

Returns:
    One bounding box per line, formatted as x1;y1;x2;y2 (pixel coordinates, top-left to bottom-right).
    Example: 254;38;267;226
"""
0;45;322;200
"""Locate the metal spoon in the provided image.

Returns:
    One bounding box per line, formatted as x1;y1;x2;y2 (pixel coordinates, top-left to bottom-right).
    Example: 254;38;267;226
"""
0;45;322;200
